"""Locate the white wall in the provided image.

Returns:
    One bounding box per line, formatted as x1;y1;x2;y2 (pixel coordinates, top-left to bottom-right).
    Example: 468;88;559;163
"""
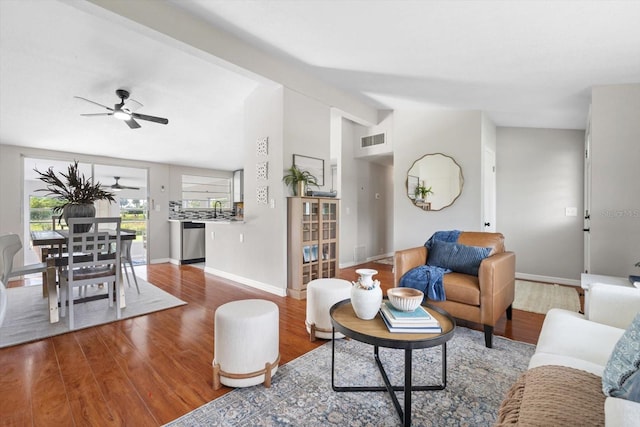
204;84;287;295
393;110;484;250
496;127;585;282
590;84;640;277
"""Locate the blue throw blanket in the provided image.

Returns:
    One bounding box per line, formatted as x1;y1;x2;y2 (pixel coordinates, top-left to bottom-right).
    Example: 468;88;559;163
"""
399;230;462;301
399;265;450;301
425;230;461;249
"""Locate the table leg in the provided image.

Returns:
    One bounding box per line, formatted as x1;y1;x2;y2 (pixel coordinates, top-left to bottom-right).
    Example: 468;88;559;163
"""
46;256;59;323
331;337;448;427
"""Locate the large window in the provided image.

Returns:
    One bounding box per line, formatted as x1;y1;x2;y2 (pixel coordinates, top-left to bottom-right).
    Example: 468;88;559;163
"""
182;174;231;209
29;196;64;231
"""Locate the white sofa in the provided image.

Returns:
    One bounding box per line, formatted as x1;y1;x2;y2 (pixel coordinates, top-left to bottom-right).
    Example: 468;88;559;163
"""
528;283;640;426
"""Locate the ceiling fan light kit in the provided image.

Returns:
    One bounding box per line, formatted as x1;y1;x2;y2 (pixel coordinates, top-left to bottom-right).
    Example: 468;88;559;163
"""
75;89;169;129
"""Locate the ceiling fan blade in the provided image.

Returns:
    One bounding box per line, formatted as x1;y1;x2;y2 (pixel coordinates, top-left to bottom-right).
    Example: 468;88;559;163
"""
80;113;113;117
123;99;143;113
123;185;141;190
125;118;141;129
74;96;113;111
132;113;169;125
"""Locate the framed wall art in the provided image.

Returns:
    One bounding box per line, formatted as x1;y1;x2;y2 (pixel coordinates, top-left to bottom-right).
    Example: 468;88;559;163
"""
293;154;324;186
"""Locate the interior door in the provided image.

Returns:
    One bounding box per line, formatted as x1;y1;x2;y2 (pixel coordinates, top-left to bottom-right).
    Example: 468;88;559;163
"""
482;148;497;232
583;119;592;273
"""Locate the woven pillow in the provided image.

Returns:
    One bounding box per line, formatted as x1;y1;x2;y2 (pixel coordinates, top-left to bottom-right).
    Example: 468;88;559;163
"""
426;240;491;276
602;312;640;402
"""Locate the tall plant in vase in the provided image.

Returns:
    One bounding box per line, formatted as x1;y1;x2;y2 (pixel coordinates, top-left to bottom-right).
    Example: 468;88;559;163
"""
34;160;116;231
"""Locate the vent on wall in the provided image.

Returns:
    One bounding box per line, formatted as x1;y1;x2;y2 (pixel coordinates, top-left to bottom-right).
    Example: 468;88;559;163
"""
361;133;385;148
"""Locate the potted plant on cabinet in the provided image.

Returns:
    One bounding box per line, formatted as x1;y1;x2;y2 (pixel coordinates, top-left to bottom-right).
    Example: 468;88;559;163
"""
34;160;116;230
282;164;318;196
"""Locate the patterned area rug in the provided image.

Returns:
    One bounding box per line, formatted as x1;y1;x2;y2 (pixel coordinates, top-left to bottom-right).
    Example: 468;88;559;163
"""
513;280;581;314
166;327;535;426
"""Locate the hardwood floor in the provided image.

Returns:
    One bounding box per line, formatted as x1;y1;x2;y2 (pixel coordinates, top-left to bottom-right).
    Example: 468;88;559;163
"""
0;261;552;426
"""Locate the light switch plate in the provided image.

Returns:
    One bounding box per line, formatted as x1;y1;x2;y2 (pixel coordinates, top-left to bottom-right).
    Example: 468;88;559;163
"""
565;207;578;216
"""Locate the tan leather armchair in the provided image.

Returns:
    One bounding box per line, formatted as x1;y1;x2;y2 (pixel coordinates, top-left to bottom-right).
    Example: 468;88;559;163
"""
394;232;515;348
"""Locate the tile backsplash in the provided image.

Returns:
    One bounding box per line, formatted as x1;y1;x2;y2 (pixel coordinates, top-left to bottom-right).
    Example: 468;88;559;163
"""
169;200;218;220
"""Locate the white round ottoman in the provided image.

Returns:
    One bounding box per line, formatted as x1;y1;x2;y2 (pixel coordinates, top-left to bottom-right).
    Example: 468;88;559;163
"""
212;299;280;389
305;278;352;340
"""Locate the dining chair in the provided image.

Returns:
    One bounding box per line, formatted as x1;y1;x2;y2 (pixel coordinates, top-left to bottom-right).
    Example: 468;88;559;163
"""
0;233;48;286
59;217;122;329
120;228;140;294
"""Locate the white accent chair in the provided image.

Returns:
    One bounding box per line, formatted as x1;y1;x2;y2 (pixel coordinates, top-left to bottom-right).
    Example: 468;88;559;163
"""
59;217;122;329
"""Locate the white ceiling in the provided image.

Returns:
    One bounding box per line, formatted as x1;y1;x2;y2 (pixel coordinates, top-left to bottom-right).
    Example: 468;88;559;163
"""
2;0;640;172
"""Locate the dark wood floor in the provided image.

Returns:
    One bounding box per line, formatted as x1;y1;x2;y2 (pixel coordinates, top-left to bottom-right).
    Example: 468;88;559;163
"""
0;261;558;426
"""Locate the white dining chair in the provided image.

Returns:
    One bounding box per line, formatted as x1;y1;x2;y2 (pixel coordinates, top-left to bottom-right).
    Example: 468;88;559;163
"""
120;229;140;294
0;233;48;286
59;217;122;329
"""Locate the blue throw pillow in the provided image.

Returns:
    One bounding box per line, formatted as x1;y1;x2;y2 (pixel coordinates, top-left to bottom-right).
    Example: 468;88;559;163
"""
602;313;640;402
426;240;492;276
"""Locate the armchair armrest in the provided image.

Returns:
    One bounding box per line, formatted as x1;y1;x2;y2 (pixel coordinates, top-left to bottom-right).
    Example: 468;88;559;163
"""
394;246;427;287
588;284;640;329
478;251;516;323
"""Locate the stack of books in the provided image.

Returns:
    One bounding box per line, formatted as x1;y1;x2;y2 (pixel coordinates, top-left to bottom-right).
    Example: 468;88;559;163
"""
379;301;441;333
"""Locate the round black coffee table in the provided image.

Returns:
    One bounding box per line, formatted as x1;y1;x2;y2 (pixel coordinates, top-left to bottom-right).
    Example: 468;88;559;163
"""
330;299;456;427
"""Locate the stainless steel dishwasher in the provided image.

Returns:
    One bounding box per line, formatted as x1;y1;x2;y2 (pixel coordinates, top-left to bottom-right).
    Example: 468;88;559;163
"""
181;221;205;264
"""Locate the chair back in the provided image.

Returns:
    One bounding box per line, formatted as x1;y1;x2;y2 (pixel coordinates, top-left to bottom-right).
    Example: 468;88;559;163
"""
0;234;22;285
66;217;121;287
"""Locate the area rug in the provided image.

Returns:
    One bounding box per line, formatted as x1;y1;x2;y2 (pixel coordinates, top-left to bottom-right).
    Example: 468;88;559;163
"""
166;327;535;426
0;277;186;348
374;256;394;265
513;280;581;315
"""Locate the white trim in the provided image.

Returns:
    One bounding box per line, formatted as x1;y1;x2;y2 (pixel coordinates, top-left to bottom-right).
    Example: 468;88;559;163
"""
516;272;581;287
204;267;287;297
150;258;171;265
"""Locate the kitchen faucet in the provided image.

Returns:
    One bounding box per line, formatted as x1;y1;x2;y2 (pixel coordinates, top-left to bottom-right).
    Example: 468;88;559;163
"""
213;200;222;218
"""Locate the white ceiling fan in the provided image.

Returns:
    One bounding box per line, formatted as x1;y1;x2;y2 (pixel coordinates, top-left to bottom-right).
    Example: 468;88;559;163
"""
75;89;169;129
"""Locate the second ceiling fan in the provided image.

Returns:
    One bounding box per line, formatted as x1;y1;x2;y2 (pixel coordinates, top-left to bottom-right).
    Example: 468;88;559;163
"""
75;89;169;129
110;176;140;191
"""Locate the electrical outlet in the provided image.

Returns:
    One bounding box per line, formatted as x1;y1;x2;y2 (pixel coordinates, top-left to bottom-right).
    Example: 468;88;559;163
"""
211;232;215;240
239;233;244;243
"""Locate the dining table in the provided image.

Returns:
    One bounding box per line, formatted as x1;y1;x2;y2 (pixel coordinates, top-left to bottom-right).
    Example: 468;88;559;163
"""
31;229;136;323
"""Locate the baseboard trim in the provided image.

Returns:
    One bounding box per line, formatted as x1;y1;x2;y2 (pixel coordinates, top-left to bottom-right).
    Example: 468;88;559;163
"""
203;267;287;297
516;273;581;287
151;258;171;265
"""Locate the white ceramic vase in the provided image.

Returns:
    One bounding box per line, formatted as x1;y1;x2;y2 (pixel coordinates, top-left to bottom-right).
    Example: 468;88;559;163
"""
351;269;382;320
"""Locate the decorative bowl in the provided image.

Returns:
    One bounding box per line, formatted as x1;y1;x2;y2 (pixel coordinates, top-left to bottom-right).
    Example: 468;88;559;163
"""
387;288;424;312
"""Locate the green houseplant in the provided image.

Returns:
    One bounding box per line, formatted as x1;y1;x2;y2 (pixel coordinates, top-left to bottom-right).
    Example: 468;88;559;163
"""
282;165;318;196
414;184;433;200
34;160;115;229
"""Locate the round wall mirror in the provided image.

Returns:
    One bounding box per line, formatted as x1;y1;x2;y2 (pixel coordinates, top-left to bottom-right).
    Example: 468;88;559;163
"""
406;153;463;211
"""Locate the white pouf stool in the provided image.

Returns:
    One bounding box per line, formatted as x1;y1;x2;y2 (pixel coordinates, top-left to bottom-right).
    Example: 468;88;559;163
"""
213;299;280;389
305;278;352;341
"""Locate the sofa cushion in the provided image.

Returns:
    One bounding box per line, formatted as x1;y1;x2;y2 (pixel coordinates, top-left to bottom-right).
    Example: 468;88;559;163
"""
496;365;605;426
603;312;640;402
426;240;491;276
529;308;625;376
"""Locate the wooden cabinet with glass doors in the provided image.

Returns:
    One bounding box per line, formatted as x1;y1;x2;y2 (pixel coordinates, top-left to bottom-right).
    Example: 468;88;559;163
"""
287;197;339;299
